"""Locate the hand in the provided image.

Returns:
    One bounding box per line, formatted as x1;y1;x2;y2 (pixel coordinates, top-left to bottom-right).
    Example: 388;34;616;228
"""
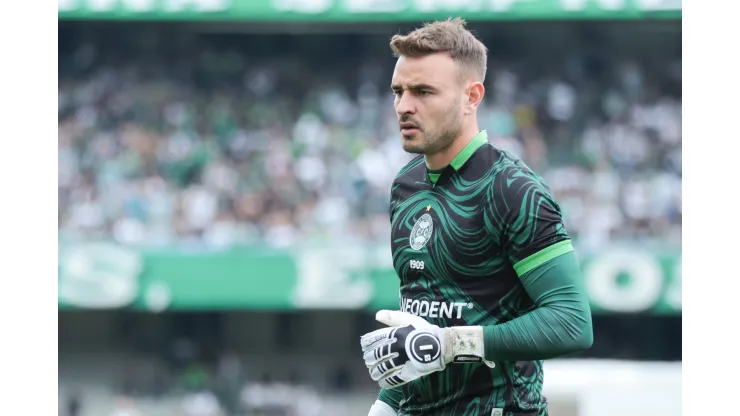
360;310;449;388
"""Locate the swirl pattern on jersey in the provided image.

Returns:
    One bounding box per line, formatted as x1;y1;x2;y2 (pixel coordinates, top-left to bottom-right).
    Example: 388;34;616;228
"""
388;144;567;415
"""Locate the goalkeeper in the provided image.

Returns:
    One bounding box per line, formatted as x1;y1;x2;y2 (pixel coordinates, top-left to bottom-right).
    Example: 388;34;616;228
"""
361;18;593;416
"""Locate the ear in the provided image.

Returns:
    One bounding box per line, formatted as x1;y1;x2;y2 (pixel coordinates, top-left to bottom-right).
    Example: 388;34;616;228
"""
465;81;485;115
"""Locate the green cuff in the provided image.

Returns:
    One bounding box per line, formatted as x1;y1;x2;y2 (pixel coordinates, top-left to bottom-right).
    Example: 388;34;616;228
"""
513;240;573;276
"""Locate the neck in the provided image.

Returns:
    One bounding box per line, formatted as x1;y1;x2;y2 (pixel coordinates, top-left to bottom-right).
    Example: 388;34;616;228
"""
424;124;480;171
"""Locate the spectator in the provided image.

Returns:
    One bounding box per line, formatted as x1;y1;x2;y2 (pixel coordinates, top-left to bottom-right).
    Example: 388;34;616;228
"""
58;24;681;251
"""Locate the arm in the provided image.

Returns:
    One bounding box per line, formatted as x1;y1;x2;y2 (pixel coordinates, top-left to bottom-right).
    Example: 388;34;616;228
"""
482;245;593;360
471;163;592;361
445;246;592;363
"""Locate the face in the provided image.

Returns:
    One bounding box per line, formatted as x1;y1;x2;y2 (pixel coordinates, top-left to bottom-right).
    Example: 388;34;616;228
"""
391;53;466;155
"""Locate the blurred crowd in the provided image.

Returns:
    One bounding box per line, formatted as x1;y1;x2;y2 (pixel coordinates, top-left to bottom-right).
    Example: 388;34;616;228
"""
58;24;681;251
61;353;335;416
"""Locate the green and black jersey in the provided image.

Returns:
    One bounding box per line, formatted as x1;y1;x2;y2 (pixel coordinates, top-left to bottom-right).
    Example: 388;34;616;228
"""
378;130;592;416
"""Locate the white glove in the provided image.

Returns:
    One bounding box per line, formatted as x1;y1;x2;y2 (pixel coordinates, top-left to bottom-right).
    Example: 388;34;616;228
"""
368;400;398;416
360;310;492;388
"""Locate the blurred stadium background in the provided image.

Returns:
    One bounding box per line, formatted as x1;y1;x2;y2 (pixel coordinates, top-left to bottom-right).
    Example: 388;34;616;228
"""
58;1;682;415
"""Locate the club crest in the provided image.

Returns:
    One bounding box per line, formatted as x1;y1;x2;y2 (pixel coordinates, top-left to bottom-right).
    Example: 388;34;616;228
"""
409;213;434;251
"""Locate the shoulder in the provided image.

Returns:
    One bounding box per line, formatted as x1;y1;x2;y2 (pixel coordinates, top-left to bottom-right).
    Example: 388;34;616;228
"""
391;155;425;187
482;146;569;251
389;155;425;218
486;144;554;197
457;143;550;192
481;145;562;224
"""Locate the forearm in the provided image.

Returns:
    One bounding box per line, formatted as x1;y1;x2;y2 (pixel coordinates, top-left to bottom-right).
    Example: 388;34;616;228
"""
482;251;593;361
444;250;593;363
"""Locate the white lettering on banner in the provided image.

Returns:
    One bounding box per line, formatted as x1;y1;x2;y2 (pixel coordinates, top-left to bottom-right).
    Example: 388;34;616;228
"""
60;0;681;13
343;0;406;13
413;0;486;13
58;243;142;309
404;0;676;13
273;0;333;13
401;298;472;319
405;0;682;13
144;281;173;312
636;0;682;10
584;249;664;313
126;0;157;11
60;0;230;12
293;248;374;309
342;0;531;14
665;255;682;310
490;0;528;12
164;0;230;12
560;0;626;11
88;0;119;11
58;0;77;11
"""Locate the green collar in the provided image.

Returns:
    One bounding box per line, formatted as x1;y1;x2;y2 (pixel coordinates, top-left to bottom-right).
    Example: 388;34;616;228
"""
449;130;488;171
427;130;488;185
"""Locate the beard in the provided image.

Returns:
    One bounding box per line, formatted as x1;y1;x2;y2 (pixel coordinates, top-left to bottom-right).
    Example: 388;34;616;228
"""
401;103;463;155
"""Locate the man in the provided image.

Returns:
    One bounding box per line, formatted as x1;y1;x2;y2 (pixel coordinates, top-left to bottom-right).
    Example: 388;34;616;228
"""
361;18;593;416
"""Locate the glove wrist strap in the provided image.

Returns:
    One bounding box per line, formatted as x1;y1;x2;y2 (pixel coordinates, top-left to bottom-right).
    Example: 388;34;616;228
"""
444;326;485;364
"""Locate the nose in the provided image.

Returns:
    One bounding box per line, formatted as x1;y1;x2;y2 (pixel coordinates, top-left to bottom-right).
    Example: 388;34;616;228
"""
395;92;416;116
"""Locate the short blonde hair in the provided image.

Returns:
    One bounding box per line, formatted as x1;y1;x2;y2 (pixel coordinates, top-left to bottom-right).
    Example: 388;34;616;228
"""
390;17;488;82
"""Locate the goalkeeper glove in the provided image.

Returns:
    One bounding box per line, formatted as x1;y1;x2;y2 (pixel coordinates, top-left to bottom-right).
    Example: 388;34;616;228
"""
360;310;493;388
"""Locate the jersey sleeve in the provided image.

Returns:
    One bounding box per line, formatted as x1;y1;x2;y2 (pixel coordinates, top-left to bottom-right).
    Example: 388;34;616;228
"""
377;387;403;412
480;163;592;360
484;163;570;272
482;250;593;361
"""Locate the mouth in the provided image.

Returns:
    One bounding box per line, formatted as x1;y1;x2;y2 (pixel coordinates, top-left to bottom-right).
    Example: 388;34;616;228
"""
400;123;420;136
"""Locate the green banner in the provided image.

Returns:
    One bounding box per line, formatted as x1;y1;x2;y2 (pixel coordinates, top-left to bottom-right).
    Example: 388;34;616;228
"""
58;242;681;314
58;0;681;21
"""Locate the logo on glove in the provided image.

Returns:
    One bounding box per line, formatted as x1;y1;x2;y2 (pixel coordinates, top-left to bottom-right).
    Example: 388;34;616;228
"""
409;333;441;363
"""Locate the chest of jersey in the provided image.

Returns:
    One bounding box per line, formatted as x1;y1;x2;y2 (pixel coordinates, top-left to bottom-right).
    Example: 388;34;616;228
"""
389;179;513;326
390;186;491;280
